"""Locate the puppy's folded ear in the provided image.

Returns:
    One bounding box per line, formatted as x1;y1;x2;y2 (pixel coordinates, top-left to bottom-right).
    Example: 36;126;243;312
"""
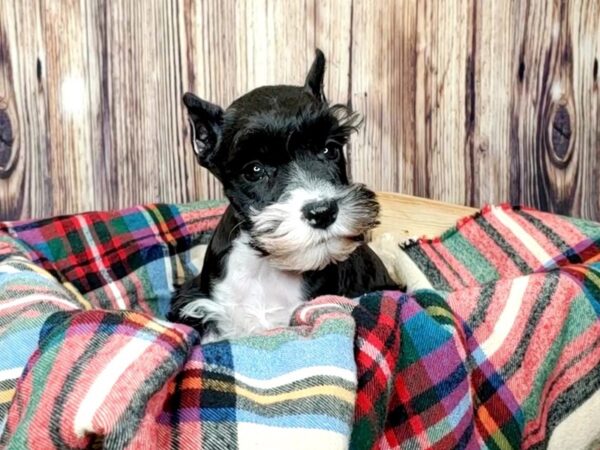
304;49;327;103
182;92;224;168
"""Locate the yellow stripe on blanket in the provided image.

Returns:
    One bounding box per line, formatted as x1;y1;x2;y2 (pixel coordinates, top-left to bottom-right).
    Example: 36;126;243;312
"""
426;305;455;322
0;387;15;404
237;385;355;405
202;379;354;405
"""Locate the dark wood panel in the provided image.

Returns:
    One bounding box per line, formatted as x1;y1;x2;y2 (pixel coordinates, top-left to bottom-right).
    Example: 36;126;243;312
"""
509;0;599;219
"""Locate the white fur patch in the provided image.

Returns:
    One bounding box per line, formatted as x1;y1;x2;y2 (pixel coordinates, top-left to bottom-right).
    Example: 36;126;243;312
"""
249;166;378;271
181;233;305;343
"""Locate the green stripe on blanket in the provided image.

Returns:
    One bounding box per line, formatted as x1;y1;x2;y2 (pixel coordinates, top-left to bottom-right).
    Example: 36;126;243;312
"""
1;201;600;449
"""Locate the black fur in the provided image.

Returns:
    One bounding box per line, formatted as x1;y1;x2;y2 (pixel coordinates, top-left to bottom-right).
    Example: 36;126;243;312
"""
169;49;398;336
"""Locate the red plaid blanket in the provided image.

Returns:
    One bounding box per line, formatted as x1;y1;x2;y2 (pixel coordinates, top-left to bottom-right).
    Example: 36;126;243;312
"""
1;201;599;449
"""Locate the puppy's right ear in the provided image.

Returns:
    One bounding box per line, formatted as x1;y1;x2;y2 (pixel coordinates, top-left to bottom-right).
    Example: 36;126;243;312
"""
182;92;224;168
304;49;326;103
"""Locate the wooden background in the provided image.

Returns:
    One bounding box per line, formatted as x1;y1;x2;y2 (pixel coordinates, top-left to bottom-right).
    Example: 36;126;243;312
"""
0;0;598;221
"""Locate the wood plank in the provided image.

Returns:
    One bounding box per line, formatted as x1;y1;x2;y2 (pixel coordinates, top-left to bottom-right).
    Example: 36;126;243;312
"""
0;0;25;219
349;0;414;191
40;0;100;215
180;0;236;200
564;0;599;219
0;0;52;220
101;1;187;208
415;1;471;204
464;0;517;206
350;0;471;206
373;191;478;241
313;0;353;107
508;0;599;219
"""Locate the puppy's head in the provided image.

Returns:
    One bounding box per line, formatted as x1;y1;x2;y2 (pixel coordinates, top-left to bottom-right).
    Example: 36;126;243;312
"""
184;49;380;271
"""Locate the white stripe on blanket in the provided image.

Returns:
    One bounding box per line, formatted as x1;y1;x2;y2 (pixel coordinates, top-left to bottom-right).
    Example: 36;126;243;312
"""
0;367;23;382
481;275;529;358
232;365;356;388
73;336;152;437
0;294;79;312
237;423;348;450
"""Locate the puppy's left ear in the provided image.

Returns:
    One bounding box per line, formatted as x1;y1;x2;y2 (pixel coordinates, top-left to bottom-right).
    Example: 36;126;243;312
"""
304;49;327;103
182;92;224;168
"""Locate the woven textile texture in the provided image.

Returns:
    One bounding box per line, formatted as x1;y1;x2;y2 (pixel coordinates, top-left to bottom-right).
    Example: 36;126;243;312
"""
0;202;599;449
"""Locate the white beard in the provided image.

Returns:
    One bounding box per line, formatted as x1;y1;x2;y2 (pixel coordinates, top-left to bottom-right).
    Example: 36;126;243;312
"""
249;168;379;272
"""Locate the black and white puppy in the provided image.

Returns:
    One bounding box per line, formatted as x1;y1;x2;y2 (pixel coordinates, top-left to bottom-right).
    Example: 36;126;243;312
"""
169;49;397;342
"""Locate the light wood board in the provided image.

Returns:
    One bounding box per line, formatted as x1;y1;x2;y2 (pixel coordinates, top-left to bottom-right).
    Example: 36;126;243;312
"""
374;192;478;240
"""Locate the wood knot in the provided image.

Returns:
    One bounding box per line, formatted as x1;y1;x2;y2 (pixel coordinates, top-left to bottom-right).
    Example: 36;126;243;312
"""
478;137;489;154
518;61;525;82
549;104;573;167
0;108;16;178
36;58;42;82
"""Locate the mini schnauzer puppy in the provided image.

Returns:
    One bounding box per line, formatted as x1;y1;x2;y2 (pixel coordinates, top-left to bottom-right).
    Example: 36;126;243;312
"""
169;49;397;342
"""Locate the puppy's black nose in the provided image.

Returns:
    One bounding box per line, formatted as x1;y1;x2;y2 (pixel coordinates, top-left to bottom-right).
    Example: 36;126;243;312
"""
302;199;339;229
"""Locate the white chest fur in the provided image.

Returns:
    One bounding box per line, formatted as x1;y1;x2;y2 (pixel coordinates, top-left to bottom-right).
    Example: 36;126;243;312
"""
181;233;306;342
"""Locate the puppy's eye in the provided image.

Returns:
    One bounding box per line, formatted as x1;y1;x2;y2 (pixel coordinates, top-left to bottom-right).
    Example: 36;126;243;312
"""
321;144;340;160
243;162;266;182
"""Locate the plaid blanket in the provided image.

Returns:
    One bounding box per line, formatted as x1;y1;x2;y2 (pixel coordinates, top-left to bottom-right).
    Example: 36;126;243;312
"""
0;202;599;449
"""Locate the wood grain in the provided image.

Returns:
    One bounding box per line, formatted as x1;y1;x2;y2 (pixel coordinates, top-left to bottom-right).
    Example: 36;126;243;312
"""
0;0;52;219
98;1;187;208
41;1;98;214
508;0;599;218
183;0;352;198
0;0;598;221
465;0;517;207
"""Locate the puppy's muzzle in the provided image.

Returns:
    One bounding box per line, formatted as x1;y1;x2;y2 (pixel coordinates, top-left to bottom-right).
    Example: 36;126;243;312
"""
249;183;380;271
302;199;339;229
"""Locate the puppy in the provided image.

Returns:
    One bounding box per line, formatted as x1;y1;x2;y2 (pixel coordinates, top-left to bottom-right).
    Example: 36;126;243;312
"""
169;49;397;342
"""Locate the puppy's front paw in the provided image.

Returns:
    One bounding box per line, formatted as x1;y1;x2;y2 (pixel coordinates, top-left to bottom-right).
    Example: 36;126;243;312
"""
178;297;227;343
168;282;224;342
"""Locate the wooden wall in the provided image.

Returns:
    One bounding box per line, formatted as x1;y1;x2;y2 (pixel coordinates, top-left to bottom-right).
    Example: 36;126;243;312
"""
0;0;598;221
